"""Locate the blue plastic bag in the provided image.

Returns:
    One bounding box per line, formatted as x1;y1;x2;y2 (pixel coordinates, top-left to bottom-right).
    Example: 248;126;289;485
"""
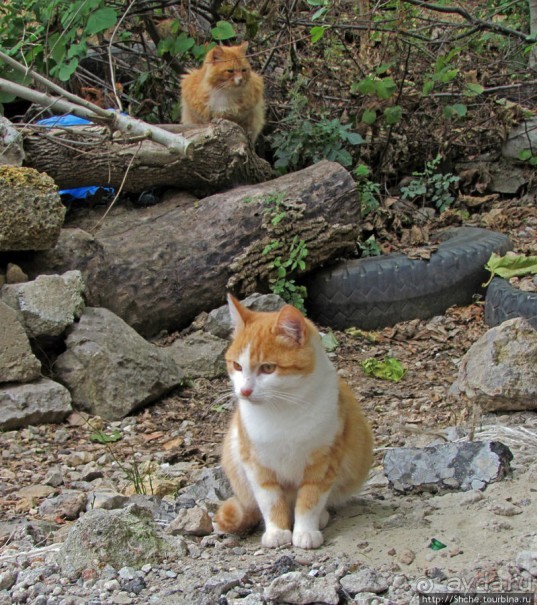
36;112;116;200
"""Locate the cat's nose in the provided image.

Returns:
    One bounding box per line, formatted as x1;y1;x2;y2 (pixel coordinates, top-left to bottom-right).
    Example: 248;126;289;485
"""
240;387;253;398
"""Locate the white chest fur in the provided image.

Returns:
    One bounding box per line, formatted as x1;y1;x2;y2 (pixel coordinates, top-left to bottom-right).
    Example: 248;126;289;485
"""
208;89;238;115
238;354;340;486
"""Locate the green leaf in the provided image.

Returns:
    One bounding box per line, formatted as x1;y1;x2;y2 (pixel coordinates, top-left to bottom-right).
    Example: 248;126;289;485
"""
345;131;364;145
362;109;377;125
57;57;79;81
354;163;370;178
353;77;376;96
518;149;533;161
375;77;396;100
464;82;484;97
174;34;195;55
311;7;328;20
90;429;122;444
86;7;118;36
383;105;402;125
310;26;327;43
422;80;434;96
211;21;236;41
484;252;537;286
321;330;339;352
335;148;353;166
48;33;66;64
361;357;405;382
444;103;467;119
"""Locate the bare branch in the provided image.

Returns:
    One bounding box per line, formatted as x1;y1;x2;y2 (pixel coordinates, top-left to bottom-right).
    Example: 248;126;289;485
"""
403;0;534;42
0;51;192;156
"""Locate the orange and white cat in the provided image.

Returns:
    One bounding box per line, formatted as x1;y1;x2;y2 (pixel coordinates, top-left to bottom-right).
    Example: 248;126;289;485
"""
214;295;373;549
180;42;265;141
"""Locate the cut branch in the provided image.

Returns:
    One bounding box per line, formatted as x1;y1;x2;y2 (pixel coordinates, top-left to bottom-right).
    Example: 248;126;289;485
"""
0;50;191;156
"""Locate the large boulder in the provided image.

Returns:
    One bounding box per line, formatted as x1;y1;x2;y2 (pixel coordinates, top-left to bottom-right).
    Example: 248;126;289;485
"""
0;378;72;431
0;166;65;251
383;441;513;494
55;504;179;579
55;307;184;420
450;317;537;411
1;270;85;338
0;301;41;383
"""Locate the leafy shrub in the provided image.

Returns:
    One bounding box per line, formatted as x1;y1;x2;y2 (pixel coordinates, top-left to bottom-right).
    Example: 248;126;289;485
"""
271;93;363;174
400;154;460;213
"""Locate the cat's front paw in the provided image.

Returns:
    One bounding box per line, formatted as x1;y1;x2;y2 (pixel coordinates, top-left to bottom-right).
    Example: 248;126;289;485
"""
292;529;324;549
262;528;292;548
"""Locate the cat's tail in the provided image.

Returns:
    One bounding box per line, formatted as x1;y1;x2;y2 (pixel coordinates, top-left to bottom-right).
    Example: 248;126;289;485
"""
215;496;261;535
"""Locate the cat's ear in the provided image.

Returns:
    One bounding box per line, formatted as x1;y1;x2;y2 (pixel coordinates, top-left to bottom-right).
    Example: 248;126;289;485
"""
239;42;249;54
227;293;251;332
274;305;307;347
210;45;225;62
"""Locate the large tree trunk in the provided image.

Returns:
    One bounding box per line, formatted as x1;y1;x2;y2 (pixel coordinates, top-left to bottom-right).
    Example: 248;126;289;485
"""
22;119;273;196
19;161;361;337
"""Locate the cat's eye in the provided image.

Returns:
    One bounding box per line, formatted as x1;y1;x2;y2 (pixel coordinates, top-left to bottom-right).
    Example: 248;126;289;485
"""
233;361;242;372
259;363;276;374
226;69;234;73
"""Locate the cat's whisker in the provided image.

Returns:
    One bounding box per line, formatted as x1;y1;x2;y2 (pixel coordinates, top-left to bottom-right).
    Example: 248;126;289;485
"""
267;390;309;410
213;389;236;407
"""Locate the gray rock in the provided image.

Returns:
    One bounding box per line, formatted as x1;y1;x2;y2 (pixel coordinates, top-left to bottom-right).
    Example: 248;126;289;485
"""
1;270;85;338
205;293;286;338
354;593;390;604
451;318;537;411
502;117;537;160
55;307;184;420
0;116;25;166
86;488;130;511
0;378;72;430
228;594;265;605
0;570;18;592
489;166;527;195
516;550;537;577
168;331;228;378
340;567;389;595
383;440;513;494
489;500;522;517
0;301;41;383
203;570;246;596
38;490;87;521
167;505;213;536
55;504;178;578
177;466;232;503
5;263;28;284
263;571;340;605
0;166;65;251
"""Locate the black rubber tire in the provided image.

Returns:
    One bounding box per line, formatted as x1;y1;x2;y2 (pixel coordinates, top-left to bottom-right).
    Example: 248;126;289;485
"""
303;227;512;330
485;277;537;330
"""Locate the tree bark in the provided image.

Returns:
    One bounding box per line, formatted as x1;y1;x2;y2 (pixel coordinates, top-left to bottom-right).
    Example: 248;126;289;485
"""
20;161;361;337
530;0;537;69
21;119;273;196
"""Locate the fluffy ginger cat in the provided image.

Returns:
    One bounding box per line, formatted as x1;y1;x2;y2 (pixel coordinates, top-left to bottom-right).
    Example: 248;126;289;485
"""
214;295;373;549
180;42;265;141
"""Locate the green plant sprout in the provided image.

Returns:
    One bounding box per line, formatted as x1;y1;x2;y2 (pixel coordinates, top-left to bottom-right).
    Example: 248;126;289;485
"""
400;154;460;213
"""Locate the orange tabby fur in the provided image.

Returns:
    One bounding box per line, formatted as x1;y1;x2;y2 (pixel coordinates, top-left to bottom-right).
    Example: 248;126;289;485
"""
180;42;265;141
214;295;373;549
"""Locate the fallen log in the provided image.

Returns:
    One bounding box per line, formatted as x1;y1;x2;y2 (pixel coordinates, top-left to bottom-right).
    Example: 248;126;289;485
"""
21;119;273;196
20;160;361;337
